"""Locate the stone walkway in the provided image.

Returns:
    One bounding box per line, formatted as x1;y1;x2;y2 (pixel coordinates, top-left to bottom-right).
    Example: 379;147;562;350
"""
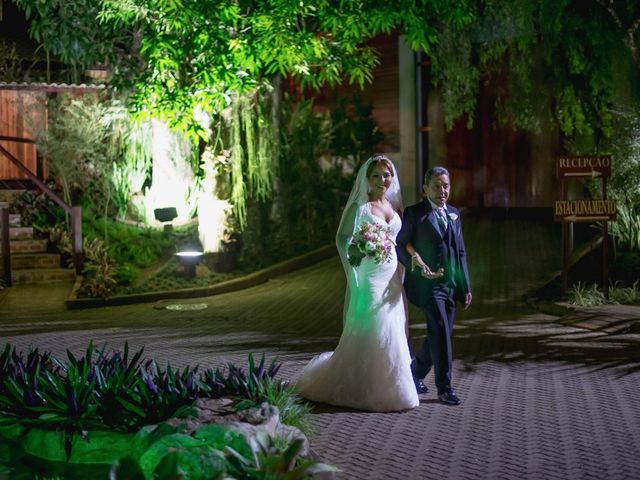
1;212;639;479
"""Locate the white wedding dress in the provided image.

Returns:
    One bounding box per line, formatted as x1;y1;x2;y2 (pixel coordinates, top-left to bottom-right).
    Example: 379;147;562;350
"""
295;204;419;411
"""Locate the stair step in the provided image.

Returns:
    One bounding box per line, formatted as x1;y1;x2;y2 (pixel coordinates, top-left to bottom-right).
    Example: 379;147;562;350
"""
9;214;21;227
0;205;20;226
9;226;33;240
11;267;75;284
0;190;25;204
9;238;48;254
10;253;61;269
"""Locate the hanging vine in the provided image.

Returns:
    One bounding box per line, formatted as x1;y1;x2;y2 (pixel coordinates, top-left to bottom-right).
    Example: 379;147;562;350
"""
224;87;280;229
230;94;247;229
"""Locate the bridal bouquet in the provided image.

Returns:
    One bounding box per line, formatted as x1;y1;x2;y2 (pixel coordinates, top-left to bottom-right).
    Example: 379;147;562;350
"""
349;221;395;266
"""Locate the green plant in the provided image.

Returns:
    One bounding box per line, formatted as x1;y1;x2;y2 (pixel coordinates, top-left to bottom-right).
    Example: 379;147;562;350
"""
609;280;640;305
255;381;312;435
10;185;66;231
93;343;146;430
2;345;321;477
83;211;174;266
80;237;118;298
202;353;282;404
101;102;154;220
611;202;640;252
0;345;56;419
225;431;338;480
0;40;26;82
136;360;203;426
1;346;296;443
567;282;608;307
30;95;118;218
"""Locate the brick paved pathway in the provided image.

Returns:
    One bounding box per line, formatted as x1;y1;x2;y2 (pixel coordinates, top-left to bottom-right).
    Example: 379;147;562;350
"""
1;214;639;479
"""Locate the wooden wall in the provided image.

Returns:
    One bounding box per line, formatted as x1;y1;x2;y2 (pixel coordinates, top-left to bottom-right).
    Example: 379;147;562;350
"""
0;88;46;180
305;33;401;154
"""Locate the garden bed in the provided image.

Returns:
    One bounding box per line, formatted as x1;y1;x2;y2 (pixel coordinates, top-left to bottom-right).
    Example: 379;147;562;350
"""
0;343;335;479
66;244;335;308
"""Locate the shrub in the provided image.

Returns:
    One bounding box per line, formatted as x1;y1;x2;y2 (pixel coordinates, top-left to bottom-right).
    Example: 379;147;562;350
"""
609;280;640;305
611;202;640;252
567;282;608;306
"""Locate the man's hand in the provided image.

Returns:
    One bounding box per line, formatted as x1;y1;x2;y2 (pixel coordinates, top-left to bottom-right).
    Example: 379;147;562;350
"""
462;292;473;309
421;266;444;279
411;253;444;279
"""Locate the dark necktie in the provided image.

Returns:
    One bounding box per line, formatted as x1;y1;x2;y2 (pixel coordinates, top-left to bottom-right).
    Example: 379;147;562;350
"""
436;207;447;234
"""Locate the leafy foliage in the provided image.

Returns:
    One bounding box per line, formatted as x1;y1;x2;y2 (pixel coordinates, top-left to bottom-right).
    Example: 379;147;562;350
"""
0;40;26;82
14;0;470;137
13;0;137;84
202;353;282;404
225;431;338;480
30;95;118;216
0;344;306;435
237;94;368;267
608;280;640;304
9;184;66;231
253;381;312;434
610;202;640;252
79;237;118;299
1;344;321;478
429;0;640;139
567;282;608;306
110;428;333;480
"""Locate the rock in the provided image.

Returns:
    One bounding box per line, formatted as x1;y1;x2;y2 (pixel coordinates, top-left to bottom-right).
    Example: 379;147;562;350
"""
160;399;310;457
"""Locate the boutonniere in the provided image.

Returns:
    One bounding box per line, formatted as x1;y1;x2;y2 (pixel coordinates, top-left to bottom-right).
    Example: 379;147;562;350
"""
448;212;458;222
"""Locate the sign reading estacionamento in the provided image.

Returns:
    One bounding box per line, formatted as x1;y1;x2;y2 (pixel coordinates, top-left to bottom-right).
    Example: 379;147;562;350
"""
554;199;617;222
557;155;612;178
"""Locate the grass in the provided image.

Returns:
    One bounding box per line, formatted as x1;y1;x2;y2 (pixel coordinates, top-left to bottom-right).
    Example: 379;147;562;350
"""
567;282;607;306
567;280;640;306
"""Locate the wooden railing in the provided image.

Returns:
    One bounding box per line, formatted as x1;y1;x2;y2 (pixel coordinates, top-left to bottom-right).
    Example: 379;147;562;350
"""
0;136;83;280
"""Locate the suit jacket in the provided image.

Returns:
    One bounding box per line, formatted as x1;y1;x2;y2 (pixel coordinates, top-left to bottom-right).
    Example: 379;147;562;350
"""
396;200;471;308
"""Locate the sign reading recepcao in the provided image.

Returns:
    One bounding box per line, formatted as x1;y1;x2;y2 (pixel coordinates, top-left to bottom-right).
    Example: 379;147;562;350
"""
557;155;612;178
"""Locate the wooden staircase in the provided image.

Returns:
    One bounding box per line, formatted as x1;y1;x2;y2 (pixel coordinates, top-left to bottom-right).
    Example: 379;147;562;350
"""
1;198;75;285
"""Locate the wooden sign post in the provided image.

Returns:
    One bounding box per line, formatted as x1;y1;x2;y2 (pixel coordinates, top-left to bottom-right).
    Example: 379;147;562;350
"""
554;156;615;297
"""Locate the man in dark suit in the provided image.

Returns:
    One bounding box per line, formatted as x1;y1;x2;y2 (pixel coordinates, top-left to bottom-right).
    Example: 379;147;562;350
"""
396;166;472;405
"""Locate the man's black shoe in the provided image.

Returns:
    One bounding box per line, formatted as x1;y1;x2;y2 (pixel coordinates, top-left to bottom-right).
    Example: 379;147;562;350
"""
414;379;429;394
438;391;460;405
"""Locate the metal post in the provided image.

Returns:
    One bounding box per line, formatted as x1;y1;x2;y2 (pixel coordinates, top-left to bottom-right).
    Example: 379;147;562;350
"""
415;50;424;197
72;206;83;274
1;207;11;287
602;176;609;299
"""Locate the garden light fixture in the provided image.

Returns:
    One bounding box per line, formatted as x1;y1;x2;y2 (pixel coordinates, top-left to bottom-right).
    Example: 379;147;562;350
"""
175;251;204;278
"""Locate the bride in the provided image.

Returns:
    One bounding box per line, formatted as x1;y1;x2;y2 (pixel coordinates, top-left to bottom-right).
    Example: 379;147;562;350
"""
295;154;419;412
